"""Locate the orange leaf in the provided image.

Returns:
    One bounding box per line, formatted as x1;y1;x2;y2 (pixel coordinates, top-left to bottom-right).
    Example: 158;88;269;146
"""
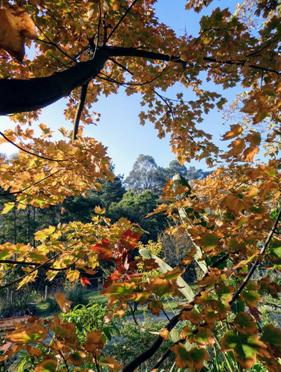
54;292;72;313
222;124;243;140
34;359;57;372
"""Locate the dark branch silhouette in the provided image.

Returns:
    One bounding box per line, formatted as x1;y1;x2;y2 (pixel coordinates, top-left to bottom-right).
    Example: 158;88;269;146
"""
72;82;89;141
1;46;279;116
0;131;68;162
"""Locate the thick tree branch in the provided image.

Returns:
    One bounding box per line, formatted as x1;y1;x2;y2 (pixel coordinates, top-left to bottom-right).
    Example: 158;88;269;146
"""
122;312;181;372
0;50;108;115
106;46;281;75
1;45;279;116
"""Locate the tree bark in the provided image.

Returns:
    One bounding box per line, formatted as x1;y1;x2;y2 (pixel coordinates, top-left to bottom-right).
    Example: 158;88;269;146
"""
0;49;109;115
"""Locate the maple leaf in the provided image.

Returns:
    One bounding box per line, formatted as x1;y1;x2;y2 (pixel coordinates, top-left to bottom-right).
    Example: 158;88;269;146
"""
222;331;269;369
0;6;37;62
171;344;209;370
84;330;105;354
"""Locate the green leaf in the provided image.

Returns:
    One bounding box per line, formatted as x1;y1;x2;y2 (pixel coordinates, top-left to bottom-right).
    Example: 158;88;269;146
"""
272;246;281;258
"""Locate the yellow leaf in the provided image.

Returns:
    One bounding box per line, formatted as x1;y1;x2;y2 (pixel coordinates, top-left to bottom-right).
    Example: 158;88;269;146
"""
1;202;15;214
66;269;80;282
17;270;38;289
6;330;31;343
34;226;56;242
94;205;106;215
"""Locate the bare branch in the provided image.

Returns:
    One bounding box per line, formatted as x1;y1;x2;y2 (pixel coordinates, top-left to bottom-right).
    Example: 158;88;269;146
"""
72;82;89;141
0;259;71;271
230;206;281;305
106;0;140;43
0;131;68;162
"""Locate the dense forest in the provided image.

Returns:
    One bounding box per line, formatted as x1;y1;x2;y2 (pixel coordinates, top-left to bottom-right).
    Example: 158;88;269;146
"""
0;155;207;245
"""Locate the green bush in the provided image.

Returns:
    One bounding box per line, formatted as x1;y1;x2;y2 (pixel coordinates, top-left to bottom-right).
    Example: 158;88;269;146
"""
62;302;119;344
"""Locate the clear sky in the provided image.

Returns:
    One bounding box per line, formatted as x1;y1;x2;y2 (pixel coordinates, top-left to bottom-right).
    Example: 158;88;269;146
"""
0;0;242;177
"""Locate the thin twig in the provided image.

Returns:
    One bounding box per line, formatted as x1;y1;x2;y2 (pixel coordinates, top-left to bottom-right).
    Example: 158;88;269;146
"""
0;252;61;290
35;24;76;63
0;259;71;271
106;0;140;43
162;308;171;321
230;206;281;305
0;169;62;197
128;302;139;326
0;131;68;162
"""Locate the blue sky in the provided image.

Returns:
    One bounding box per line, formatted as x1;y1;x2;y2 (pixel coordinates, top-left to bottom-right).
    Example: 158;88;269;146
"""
0;0;242;177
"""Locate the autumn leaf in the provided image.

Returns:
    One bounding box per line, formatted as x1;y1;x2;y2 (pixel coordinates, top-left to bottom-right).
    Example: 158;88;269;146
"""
34;359;57;372
0;6;37;62
261;325;281;351
54;292;72;313
66;269;80;282
80;276;91;286
171;344;209;370
148;299;163;316
159;328;169;340
101;356;122;371
222;124;243;140
222;331;268;369
1;202;15;214
234;312;257;335
84;331;105;353
200;233;220;251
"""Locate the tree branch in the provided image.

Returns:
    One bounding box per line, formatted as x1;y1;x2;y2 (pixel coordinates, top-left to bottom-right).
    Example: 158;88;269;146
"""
106;46;281;75
0;252;61;290
0;259;71;271
0;169;62;197
230;206;281;305
0;131;68;162
123;207;281;371
72;82;89;141
1;45;279;116
106;0;140;43
122;312;180;372
0;50;108;115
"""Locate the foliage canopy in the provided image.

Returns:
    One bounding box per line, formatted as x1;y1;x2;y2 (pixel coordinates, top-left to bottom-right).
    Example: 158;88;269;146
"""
0;0;280;371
